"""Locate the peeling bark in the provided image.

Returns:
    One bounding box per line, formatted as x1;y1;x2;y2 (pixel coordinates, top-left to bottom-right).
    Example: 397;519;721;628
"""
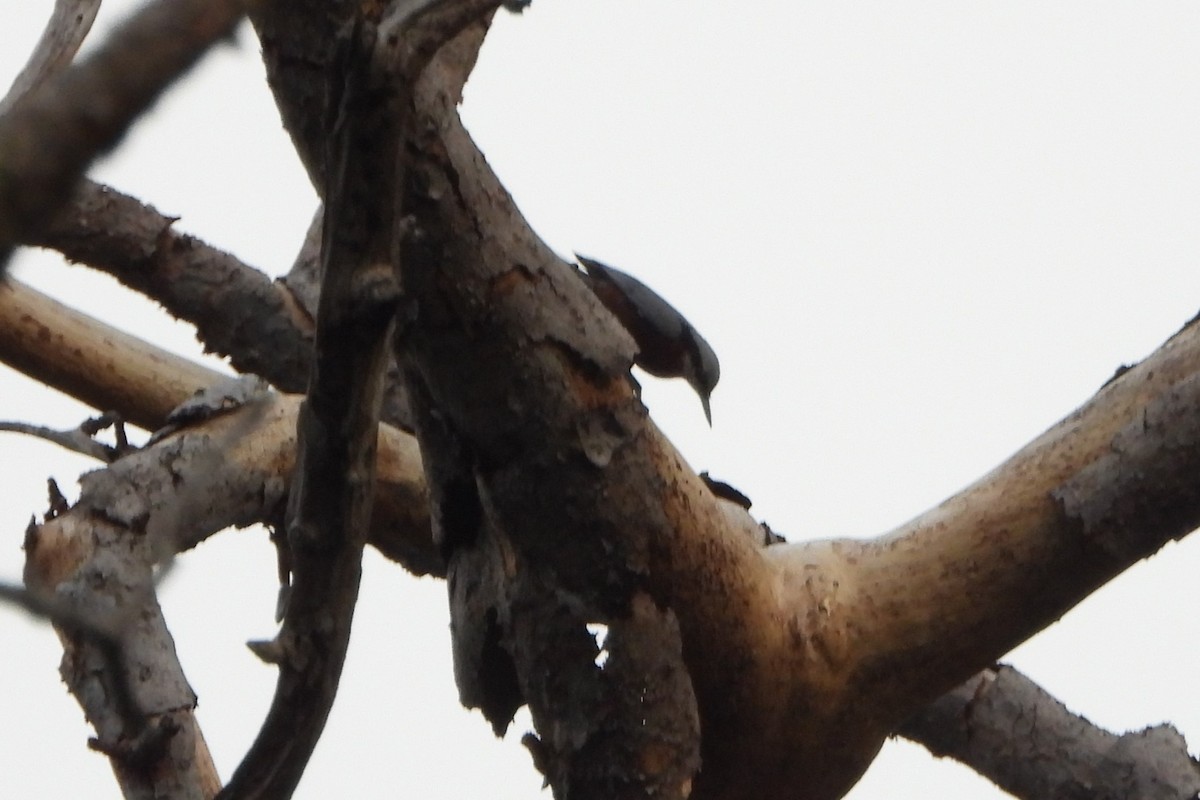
2;3;1197;799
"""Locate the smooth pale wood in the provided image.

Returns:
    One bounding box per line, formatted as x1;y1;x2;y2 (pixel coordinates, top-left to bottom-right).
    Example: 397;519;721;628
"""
0;279;224;430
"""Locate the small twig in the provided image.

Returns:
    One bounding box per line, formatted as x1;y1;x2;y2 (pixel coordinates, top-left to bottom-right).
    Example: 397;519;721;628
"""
0;412;128;462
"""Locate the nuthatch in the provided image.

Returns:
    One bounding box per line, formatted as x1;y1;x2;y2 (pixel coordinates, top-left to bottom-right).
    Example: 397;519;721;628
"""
575;253;720;425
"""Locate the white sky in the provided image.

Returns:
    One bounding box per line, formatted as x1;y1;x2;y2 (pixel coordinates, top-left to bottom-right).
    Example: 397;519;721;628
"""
2;2;1199;798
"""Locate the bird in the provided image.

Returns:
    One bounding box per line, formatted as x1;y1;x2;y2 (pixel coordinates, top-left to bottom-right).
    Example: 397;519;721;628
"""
575;253;720;425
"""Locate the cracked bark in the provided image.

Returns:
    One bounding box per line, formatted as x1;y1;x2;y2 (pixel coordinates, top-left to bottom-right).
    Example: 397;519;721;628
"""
3;3;1198;798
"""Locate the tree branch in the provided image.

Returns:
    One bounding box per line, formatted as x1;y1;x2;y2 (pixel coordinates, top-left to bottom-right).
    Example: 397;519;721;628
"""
247;1;1200;798
33;179;415;429
0;278;224;430
347;17;1200;800
0;0;248;268
0;413;124;462
217;15;411;797
0;576;142;731
35;180;316;396
7;243;1198;798
842;324;1200;717
24;489;221;799
0;0;101;116
0;277;436;573
900;665;1200;800
7;3;1198;796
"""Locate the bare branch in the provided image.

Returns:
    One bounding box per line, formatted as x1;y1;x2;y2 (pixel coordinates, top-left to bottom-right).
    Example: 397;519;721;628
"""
381;0;509;75
24;509;220;800
0;577;140;723
9;215;1199;798
35;180;317;395
0;0;101;116
216;16;403;797
0;276;435;571
0;0;248;268
32;179;414;428
0;278;225;431
337;8;1200;800
5;3;1194;795
248;0;494;187
0;412;125;461
219;2;508;792
900;665;1200;800
842;340;1200;720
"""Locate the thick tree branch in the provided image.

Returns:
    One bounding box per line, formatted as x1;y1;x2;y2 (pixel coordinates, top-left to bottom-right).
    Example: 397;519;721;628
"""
5;4;1196;795
7;246;1198;798
0;571;145;736
17;377;427;799
249;3;1200;799
36;180;316;397
248;0;487;188
900;665;1200;800
24;486;221;799
218;5;503;793
0;279;223;430
0;0;249;268
745;326;1200;798
0;278;436;573
387;31;717;800
842;321;1200;716
33;179;415;428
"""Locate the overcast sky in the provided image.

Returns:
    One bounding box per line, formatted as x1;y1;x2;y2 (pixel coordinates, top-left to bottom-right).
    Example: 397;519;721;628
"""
2;2;1199;798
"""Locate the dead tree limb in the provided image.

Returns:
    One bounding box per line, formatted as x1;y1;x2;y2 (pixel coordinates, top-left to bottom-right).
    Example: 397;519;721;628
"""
215;14;405;797
24;477;222;799
4;4;1198;796
7;255;1199;798
33;179;415;428
265;8;1200;799
0;278;435;573
900;665;1200;800
0;0;248;267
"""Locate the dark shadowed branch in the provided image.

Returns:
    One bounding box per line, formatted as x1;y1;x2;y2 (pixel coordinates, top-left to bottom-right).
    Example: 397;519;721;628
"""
33;179;415;428
0;0;248;268
216;14;411;799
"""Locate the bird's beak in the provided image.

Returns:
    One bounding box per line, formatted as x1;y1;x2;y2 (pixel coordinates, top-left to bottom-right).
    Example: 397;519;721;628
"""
701;395;712;427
